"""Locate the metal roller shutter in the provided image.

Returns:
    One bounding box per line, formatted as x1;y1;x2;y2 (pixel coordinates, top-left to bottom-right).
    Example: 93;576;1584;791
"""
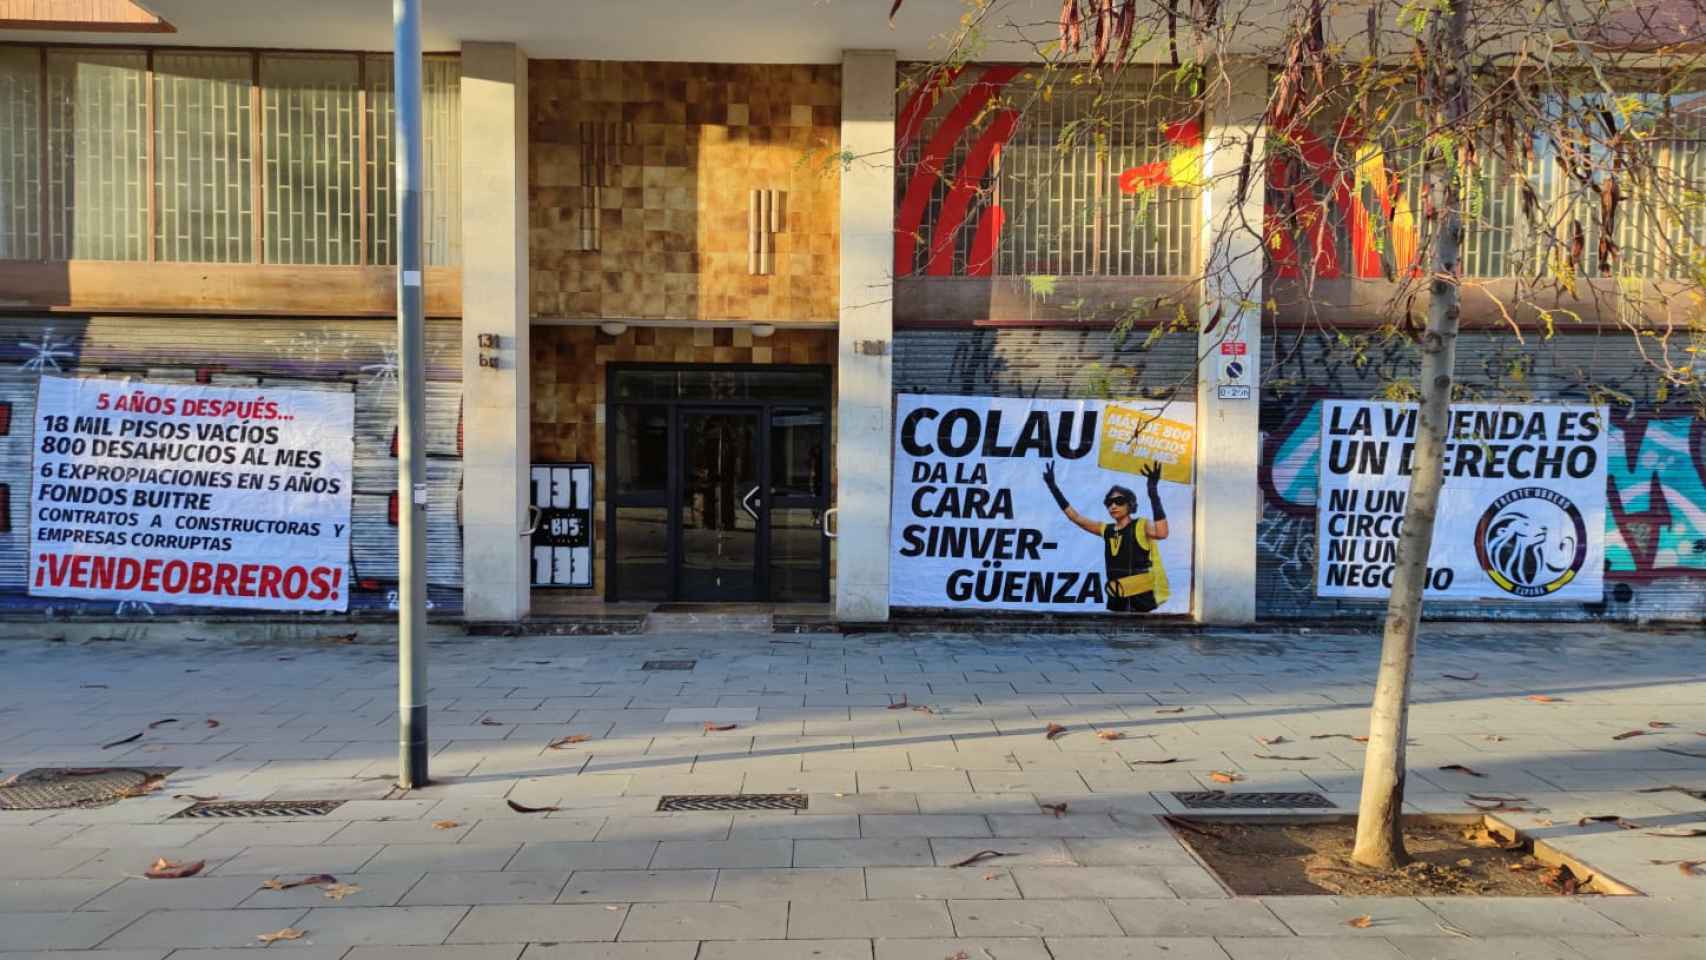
895;328;1199;399
0;315;464;617
1258;330;1706;622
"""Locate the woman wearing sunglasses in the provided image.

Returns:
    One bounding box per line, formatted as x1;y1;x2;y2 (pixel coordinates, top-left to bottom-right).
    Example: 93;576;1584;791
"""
1041;460;1171;612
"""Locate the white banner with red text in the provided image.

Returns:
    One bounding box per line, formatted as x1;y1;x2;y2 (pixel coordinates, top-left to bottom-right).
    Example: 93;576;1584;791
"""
29;376;355;611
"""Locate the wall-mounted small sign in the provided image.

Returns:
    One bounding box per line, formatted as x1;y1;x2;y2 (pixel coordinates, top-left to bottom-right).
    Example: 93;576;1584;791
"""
477;333;501;369
530;463;594;588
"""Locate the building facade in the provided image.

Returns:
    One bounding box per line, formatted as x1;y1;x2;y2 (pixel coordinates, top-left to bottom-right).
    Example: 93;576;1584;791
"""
0;2;1701;624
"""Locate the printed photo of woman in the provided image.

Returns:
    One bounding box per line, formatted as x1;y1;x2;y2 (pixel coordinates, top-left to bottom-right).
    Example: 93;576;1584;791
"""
1041;460;1171;612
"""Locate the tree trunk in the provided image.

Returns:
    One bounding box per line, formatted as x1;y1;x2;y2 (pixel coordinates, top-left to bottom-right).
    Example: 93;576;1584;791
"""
1351;0;1469;871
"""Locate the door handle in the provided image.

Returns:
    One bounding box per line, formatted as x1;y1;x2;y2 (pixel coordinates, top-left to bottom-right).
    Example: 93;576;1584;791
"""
821;506;838;539
521;505;543;537
740;485;762;522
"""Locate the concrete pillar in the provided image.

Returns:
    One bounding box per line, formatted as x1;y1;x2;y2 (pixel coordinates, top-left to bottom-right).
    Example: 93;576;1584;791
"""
1192;61;1267;624
459;41;531;622
835;49;896;623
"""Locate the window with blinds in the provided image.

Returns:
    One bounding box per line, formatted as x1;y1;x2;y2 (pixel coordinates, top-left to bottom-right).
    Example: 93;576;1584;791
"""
0;44;461;266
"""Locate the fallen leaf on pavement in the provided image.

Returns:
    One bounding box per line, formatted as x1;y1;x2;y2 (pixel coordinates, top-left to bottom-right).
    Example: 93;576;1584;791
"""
548;735;590;749
1469;794;1528;803
704;722;737;732
172;794;219;802
1463;824;1519;849
1526;695;1562;703
1578;815;1642;830
321;882;362;900
1483;734;1507;742
1310;734;1370;742
1646;828;1706;837
1256;736;1289;746
1039;802;1068;817
1543;864;1588;894
144;858;204;879
147;718;177;729
80;683;108;689
888;698;909;710
1132;757;1181;764
1509;862;1541;872
950;850;1011;868
100;732;143;749
257;929;306;943
947;952;970;960
206;718;220;728
912;705;935;715
1650;721;1676;729
1466;800;1531;812
1346;915;1374;928
506;798;560;813
479;717;504;726
1096;730;1124;741
1612;730;1648;741
1155;707;1186;714
432;820;459;830
260;874;337;891
1678;861;1705;877
1209;771;1244;783
1254;753;1317;761
1442;672;1479;681
1438;764;1485;777
323;632;357;644
1044;723;1067;740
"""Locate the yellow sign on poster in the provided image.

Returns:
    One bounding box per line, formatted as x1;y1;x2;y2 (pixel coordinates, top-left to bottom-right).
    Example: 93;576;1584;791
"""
1097;404;1195;484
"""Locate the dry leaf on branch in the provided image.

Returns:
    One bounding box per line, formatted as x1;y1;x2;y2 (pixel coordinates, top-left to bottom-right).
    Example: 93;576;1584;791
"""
949;849;1011;868
1526;694;1563;703
320;882;362;900
1155;707;1186;714
1441;672;1480;682
479;717;504;727
1044;723;1068;740
1612;730;1648;741
144;858;204;879
432;820;459;830
1209;771;1244;784
1096;730;1125;741
506;798;560;813
257;929;306;944
704;722;737;732
1346;915;1374;928
547;735;590;749
1438;764;1486;777
1039;802;1068;817
100;731;143;749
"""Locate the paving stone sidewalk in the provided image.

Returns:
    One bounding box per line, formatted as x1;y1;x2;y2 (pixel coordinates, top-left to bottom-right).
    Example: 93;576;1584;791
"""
2;622;1704;960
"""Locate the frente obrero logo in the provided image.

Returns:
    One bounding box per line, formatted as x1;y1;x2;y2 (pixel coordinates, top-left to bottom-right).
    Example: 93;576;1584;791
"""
1473;486;1588;598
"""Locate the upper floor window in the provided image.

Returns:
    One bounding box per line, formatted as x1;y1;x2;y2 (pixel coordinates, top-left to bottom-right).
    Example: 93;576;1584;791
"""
895;63;1199;279
0;44;460;266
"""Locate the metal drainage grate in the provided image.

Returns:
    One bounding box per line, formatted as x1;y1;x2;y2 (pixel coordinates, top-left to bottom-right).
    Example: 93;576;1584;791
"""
170;799;346;818
1172;791;1336;810
643;660;697;671
657;793;808;812
0;767;179;810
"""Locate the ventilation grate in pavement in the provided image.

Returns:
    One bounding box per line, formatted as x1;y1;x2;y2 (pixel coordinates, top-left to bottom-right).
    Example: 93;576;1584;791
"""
1172;790;1336;810
0;767;179;810
169;799;346;818
657;793;808;812
642;660;697;671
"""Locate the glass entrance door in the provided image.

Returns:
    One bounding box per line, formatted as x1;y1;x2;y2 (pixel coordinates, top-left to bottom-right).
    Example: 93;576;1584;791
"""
677;409;761;601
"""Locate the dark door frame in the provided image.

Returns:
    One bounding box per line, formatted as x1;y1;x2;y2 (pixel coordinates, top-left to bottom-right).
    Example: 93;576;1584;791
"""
604;363;832;603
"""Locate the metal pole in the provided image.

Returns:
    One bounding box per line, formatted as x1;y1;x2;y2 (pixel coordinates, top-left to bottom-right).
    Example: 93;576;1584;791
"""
394;0;429;789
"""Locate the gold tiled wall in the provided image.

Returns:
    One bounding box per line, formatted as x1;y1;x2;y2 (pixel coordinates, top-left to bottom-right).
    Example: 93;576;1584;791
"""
530;61;841;322
531;325;837;594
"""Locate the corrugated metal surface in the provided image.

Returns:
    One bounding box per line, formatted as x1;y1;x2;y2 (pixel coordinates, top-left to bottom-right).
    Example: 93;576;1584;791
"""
1258;331;1706;622
0;315;463;616
895;328;1199;399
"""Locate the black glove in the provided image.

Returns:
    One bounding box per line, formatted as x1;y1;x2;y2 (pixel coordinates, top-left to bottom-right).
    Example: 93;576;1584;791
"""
1042;461;1070;511
1143;462;1166;521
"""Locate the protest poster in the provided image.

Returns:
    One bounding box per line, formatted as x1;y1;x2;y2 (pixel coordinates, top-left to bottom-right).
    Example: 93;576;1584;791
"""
29;376;355;611
1316;400;1607;601
890;394;1195;614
